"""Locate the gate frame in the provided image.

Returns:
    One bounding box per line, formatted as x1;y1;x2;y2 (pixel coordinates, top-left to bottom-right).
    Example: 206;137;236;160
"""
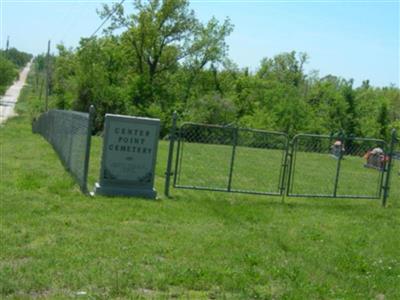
382;129;398;206
164;113;398;206
286;133;388;200
164;116;289;197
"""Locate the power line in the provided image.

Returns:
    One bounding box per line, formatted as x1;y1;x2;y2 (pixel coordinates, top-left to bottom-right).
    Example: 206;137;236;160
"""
47;0;126;56
50;2;77;43
90;0;126;39
42;0;127;107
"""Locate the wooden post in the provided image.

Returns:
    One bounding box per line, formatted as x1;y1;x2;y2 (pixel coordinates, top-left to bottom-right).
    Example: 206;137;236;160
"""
45;40;51;111
6;36;9;52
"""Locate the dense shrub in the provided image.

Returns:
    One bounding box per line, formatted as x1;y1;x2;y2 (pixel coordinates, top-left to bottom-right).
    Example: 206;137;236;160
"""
0;55;18;95
0;48;32;95
1;48;32;69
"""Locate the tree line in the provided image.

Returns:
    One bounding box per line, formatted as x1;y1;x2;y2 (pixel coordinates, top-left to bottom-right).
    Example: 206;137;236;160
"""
0;48;32;95
38;0;399;139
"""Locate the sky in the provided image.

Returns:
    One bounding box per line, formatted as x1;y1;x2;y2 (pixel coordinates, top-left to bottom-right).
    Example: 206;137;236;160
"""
0;0;399;87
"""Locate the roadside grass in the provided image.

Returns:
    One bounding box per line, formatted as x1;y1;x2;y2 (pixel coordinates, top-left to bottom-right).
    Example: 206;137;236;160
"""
0;75;399;299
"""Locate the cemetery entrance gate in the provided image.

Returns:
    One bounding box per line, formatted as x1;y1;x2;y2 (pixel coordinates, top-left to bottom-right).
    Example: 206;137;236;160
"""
165;114;398;205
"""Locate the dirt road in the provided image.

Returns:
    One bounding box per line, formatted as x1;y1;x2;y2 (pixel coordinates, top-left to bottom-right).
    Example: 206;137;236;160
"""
0;62;32;125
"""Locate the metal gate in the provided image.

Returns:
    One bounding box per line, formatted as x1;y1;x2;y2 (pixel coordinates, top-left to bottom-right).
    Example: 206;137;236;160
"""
166;122;289;196
164;113;398;206
286;134;387;199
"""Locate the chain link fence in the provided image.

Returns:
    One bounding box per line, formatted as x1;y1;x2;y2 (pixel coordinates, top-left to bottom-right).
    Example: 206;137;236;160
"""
32;106;95;193
171;122;289;196
383;131;399;205
165;113;398;205
391;147;400;203
287;134;387;199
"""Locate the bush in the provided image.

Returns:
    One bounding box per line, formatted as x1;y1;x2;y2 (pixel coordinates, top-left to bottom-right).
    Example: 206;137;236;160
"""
0;55;18;95
187;93;237;125
1;48;32;69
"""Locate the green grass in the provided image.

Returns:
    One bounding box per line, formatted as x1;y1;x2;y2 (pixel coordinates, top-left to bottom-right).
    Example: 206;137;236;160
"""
176;142;387;198
176;144;286;194
1;75;400;299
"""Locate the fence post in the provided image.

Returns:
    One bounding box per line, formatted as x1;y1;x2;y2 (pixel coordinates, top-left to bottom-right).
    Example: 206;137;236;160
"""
227;127;238;192
45;40;51;112
82;105;95;194
333;132;344;197
286;137;297;196
164;111;178;197
66;112;73;170
382;129;397;207
280;136;290;197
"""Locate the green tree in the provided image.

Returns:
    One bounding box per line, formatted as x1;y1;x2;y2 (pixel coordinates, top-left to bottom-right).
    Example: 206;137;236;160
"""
2;48;32;69
251;51;310;135
187;93;236;125
74;37;131;130
306;76;348;134
342;79;359;137
377;102;390;140
0;55;17;95
101;0;233;110
53;45;77;109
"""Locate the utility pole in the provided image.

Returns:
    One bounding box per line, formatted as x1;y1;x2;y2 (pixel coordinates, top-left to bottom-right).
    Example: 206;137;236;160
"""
45;40;51;111
5;36;9;53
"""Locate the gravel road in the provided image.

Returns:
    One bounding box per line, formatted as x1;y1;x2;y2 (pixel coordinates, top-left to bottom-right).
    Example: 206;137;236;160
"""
0;62;32;125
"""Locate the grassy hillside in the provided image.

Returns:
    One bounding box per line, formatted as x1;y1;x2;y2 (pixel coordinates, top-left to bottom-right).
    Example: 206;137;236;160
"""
1;75;399;299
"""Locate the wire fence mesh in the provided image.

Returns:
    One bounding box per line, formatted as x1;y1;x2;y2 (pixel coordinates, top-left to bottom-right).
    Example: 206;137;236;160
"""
231;129;288;194
389;140;400;203
173;123;289;195
166;117;397;203
287;134;387;199
174;123;234;192
287;135;339;197
32;106;94;193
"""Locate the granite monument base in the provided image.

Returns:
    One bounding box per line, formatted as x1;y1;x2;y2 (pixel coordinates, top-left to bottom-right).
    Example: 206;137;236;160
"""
94;182;157;199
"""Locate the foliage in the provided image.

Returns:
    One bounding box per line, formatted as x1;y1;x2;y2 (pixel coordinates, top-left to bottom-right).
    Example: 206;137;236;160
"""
52;45;77;109
0;55;17;95
43;0;398;139
0;48;32;69
186;93;236;125
0;48;31;95
1;78;399;299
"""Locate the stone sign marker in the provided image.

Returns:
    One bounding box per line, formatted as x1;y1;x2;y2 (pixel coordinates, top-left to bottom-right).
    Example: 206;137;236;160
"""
94;114;160;198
